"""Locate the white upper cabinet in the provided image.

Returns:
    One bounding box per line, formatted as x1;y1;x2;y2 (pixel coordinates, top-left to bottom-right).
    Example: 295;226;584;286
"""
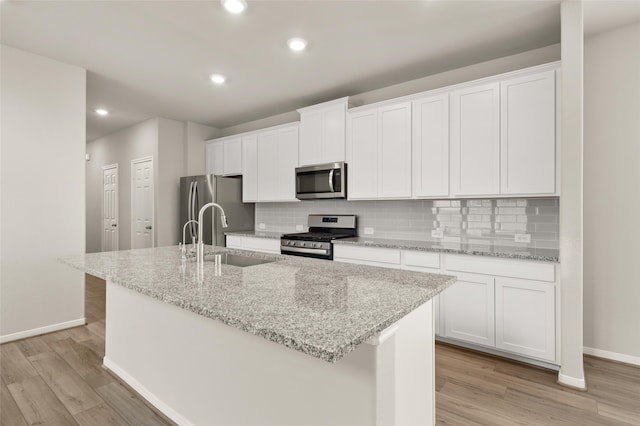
346;108;378;199
412;93;450;198
500;70;556;195
451;82;501;197
206;137;242;176
257;123;299;202
347;102;412;200
241;134;258;202
298;97;348;166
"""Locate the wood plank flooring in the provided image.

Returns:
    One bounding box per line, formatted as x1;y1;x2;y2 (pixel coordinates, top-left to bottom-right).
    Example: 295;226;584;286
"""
0;275;174;426
1;274;639;425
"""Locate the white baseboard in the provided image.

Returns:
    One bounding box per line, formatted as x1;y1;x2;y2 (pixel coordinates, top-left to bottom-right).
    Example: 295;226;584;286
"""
0;318;86;344
103;357;193;426
584;346;640;367
557;371;586;389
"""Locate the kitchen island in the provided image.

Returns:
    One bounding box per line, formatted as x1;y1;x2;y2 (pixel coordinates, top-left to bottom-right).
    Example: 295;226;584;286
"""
61;246;455;426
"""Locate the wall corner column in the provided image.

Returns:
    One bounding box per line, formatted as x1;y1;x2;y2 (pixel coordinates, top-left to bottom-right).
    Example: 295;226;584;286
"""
558;0;586;389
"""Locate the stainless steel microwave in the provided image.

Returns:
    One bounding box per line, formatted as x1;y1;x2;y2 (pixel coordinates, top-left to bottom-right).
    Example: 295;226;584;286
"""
295;162;347;200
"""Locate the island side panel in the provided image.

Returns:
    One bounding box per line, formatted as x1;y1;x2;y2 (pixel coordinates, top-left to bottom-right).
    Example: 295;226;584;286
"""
395;300;435;425
104;281;379;426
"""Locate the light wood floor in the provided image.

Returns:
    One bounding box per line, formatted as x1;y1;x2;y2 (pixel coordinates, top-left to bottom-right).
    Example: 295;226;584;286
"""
1;275;639;425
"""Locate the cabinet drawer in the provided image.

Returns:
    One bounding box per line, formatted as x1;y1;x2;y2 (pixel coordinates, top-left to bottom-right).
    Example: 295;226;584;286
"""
226;235;242;248
403;250;440;270
242;237;280;254
334;245;401;266
444;254;555;282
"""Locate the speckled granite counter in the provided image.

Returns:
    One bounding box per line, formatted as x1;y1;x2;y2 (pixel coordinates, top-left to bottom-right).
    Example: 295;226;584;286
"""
334;237;559;262
225;230;283;239
61;246;454;363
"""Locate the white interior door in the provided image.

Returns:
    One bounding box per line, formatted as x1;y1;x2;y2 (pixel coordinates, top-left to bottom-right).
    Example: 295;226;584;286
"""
102;164;119;251
131;157;154;249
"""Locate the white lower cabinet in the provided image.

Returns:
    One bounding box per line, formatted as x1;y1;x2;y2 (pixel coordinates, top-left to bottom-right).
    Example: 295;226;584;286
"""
441;272;495;347
333;245;401;268
495;277;555;361
332;244;557;364
225;235;280;254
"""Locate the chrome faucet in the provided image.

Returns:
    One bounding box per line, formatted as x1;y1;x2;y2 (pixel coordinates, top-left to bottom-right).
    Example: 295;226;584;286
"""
197;202;228;265
181;220;199;259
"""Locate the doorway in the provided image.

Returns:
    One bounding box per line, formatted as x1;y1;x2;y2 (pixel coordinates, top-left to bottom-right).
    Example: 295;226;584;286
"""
101;164;119;252
131;157;154;249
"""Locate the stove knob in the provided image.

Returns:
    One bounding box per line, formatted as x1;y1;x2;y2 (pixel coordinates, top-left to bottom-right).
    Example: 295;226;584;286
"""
313;242;321;248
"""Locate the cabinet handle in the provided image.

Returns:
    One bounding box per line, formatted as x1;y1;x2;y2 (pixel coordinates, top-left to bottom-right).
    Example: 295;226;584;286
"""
145;226;152;230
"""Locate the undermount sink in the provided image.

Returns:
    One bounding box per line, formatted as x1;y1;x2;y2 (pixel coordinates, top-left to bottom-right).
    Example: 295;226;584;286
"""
211;253;276;268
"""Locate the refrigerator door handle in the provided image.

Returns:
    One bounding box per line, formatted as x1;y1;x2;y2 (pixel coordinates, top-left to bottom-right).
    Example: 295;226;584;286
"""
187;181;193;238
192;181;199;240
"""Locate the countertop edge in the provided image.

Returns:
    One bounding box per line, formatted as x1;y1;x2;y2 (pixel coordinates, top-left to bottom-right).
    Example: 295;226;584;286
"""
58;250;456;363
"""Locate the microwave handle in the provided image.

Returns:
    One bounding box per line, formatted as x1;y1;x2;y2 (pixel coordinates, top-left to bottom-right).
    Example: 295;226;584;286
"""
328;169;335;193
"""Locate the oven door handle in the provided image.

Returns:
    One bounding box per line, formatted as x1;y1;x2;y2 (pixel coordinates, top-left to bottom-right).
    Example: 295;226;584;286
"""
328;169;335;193
281;246;330;255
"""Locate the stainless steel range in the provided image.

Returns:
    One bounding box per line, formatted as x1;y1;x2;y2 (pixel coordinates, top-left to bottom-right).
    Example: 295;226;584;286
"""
280;214;357;260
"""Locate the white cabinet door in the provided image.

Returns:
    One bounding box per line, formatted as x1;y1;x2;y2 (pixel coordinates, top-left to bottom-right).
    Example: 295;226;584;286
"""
207;139;241;176
223;138;242;176
412;94;449;198
257;131;279;201
206;142;224;175
256;124;299;202
451;82;500;196
323;105;347;163
500;70;556;195
495;277;556;362
298;98;347;166
346;108;378;199
276;125;299;201
442;272;495;347
241;135;258;202
378;102;412;198
298;111;323;166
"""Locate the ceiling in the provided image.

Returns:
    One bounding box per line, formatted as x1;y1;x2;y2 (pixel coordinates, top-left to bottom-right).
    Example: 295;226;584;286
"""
2;1;638;142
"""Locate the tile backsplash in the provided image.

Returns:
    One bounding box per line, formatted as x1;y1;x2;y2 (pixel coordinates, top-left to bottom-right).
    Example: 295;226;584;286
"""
255;198;559;249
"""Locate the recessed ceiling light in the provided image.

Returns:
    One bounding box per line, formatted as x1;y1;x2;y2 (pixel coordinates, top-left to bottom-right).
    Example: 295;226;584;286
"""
287;38;307;52
95;109;109;116
210;74;226;84
221;0;247;14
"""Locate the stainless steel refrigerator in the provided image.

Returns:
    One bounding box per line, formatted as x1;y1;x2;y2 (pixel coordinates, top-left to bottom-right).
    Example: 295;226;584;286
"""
180;175;255;247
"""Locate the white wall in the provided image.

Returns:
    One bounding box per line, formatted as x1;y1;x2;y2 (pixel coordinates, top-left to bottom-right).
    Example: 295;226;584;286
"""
1;45;86;341
219;44;560;136
86;118;158;253
157;118;186;246
584;22;640;363
185;122;219;176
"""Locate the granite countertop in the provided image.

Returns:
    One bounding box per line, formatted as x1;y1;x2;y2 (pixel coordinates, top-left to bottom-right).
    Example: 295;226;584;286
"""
225;230;283;239
226;231;559;262
60;246;454;363
334;237;559;262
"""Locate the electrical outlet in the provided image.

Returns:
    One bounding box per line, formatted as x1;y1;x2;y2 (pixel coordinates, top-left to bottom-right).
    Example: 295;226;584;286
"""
258;223;266;230
295;225;303;231
514;233;531;243
431;229;444;239
364;227;374;235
